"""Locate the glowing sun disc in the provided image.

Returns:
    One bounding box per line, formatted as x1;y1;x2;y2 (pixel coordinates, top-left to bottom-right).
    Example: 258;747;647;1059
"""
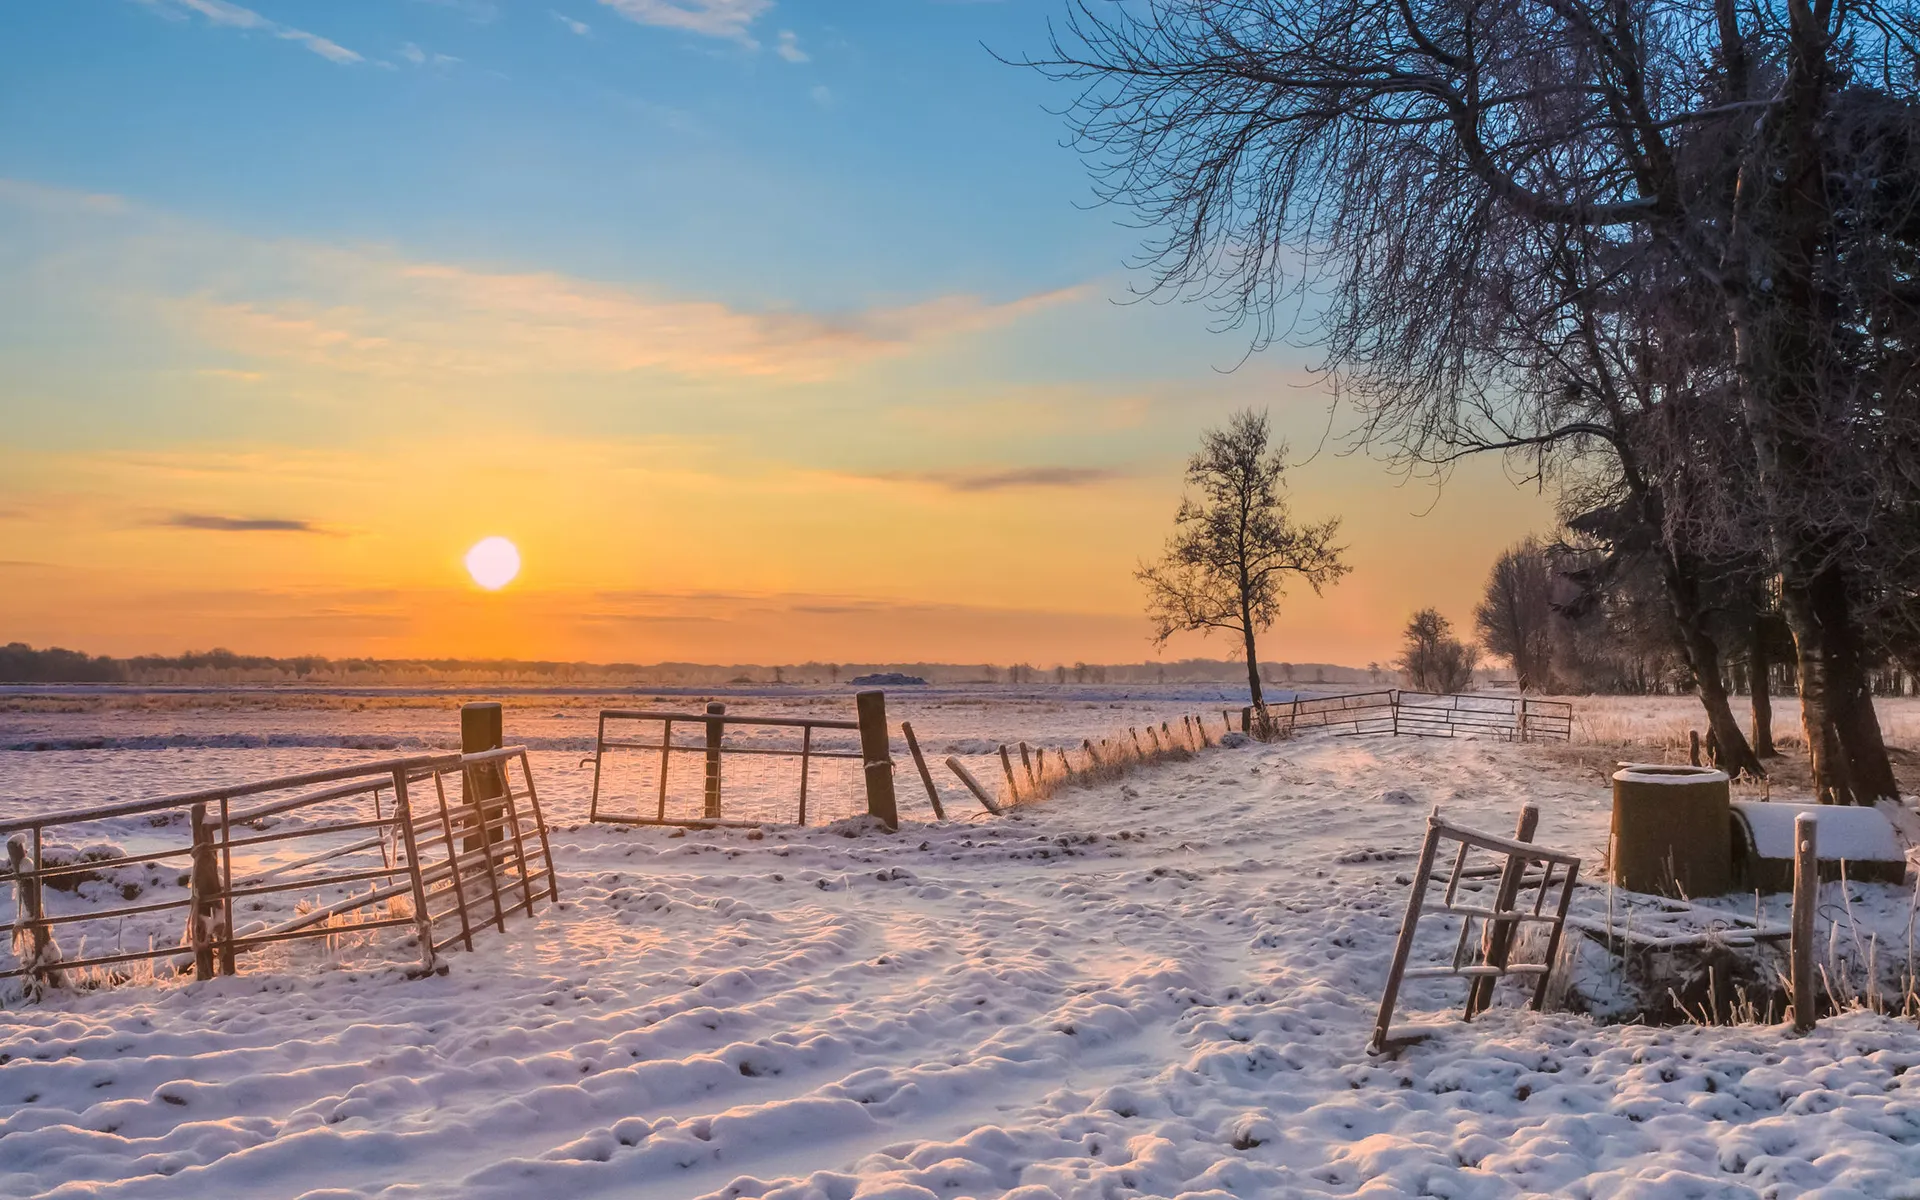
465;537;520;590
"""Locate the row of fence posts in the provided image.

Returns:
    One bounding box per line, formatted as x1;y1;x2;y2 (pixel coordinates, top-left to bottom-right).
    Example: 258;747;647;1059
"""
930;711;1234;813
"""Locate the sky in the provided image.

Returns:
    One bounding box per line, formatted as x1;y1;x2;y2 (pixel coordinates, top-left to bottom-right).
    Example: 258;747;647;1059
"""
0;0;1555;668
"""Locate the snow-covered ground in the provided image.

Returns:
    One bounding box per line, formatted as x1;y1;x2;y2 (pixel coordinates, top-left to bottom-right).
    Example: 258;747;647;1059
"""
6;690;1920;1198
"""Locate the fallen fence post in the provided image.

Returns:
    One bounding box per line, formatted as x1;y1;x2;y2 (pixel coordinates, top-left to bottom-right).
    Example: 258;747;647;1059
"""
1468;803;1539;1017
900;721;945;820
945;757;1003;815
1792;812;1818;1033
856;691;899;831
999;745;1020;803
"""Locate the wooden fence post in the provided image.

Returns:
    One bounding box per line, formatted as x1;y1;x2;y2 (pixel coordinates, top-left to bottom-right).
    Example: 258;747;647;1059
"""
187;802;223;982
6;836;62;992
703;702;726;820
390;767;439;976
855;691;899;831
1689;729;1703;767
1792;812;1818;1033
1084;738;1103;768
900;721;945;820
1019;742;1036;787
462;701;507;852
945;757;1003;815
1130;728;1146;758
1467;803;1539;1017
999;744;1020;802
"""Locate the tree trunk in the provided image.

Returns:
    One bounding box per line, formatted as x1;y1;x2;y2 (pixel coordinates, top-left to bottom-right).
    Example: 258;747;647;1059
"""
1811;564;1898;803
1676;614;1763;780
1242;612;1265;717
1750;618;1775;758
1778;574;1853;803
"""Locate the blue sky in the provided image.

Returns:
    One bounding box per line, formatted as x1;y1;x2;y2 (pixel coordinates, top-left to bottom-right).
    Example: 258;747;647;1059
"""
0;1;1553;665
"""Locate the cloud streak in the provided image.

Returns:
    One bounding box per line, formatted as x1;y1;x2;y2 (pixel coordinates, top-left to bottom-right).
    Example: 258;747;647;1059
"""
164;513;327;533
861;466;1132;493
595;0;770;42
133;0;363;63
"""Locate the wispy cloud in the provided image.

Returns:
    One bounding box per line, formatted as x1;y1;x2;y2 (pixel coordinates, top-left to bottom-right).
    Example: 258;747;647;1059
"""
133;0;362;63
595;0;770;43
776;30;807;62
551;10;592;35
860;466;1131;493
400;42;460;67
178;252;1090;383
164;513;327;533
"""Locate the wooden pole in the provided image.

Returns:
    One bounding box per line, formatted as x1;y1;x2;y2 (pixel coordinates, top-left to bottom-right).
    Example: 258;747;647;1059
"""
391;767;438;976
901;721;945;820
1019;741;1036;787
461;702;507;852
703;702;726;820
1372;814;1444;1052
1467;803;1539;1017
1792;812;1819;1033
1130;728;1146;758
6;836;61;992
656;717;672;821
188;802;221;982
999;745;1020;802
856;690;899;830
1688;729;1703;767
798;724;812;825
1241;705;1253;734
1084;738;1103;768
1147;725;1162;752
1033;747;1048;782
588;712;606;822
945;757;1003;815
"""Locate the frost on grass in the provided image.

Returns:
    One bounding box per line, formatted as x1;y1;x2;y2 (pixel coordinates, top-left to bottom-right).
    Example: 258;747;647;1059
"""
8;694;1920;1198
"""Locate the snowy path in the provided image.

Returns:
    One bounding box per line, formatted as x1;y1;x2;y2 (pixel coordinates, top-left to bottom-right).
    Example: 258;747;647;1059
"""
7;733;1920;1198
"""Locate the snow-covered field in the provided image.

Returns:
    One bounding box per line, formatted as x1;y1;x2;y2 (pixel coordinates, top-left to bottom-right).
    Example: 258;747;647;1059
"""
6;688;1920;1198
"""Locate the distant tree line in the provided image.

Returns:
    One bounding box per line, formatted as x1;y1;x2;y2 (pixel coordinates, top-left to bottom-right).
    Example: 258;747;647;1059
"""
0;643;1376;688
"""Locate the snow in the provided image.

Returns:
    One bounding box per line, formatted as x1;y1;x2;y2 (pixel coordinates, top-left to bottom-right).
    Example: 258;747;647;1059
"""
5;689;1920;1198
1733;801;1905;864
1612;764;1731;787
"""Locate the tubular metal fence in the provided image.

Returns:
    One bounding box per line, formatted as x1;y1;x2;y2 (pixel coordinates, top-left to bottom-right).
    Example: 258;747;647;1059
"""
1264;690;1573;741
2;747;557;992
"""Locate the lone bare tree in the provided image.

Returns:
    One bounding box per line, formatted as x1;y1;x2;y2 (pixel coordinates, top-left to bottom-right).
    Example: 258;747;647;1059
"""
1138;409;1349;716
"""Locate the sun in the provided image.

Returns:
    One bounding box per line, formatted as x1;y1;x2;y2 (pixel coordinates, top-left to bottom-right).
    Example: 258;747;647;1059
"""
465;536;521;591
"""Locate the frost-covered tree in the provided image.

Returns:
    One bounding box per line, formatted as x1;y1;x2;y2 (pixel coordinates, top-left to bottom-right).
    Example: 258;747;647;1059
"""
1476;539;1556;693
1400;609;1479;694
1137;410;1348;717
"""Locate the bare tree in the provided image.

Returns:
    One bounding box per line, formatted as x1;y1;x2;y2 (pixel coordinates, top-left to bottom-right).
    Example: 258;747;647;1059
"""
1138;409;1349;714
1476;538;1557;692
1032;0;1920;801
1400;609;1479;694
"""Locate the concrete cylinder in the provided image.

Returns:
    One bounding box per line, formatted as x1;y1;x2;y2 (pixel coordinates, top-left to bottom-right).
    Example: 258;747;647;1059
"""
1610;763;1732;897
